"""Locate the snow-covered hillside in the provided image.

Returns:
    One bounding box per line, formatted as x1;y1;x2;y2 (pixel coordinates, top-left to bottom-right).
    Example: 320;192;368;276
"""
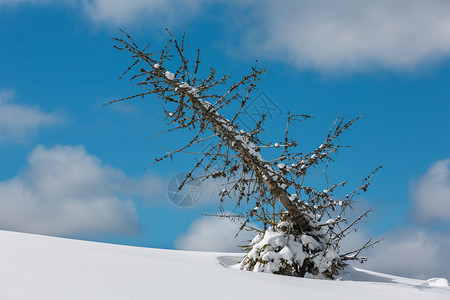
0;230;448;299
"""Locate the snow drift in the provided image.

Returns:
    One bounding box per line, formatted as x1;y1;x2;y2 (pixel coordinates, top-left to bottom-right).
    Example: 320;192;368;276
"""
0;230;448;299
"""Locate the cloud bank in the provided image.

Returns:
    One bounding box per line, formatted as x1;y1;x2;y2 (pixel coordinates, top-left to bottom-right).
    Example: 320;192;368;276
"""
81;0;206;26
244;0;450;71
0;144;163;238
412;158;450;224
359;228;450;281
0;90;60;143
4;1;450;71
175;216;257;252
343;158;450;280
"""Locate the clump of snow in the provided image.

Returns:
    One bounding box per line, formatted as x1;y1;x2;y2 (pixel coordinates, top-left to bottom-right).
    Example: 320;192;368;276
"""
154;63;160;69
324;218;335;225
278;163;286;169
240;225;306;275
189;87;198;95
300;234;321;250
423;278;449;287
164;71;175;80
178;82;190;88
240;220;343;278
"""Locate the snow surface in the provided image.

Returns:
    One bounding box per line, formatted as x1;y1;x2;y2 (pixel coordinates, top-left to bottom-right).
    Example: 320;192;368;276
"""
0;230;448;300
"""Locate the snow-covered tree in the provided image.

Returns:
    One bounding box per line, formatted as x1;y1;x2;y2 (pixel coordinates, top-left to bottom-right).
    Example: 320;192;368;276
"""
108;30;381;278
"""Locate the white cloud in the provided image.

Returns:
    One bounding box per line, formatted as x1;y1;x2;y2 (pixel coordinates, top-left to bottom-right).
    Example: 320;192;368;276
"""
0;0;206;25
0;0;56;7
81;0;206;26
360;228;450;281
243;0;450;71
411;159;450;224
175;216;257;252
338;193;450;281
0;144;164;238
0;0;42;3
0;90;60;143
4;1;450;71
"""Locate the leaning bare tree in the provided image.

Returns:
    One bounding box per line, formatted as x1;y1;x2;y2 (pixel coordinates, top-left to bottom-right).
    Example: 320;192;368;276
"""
108;29;381;279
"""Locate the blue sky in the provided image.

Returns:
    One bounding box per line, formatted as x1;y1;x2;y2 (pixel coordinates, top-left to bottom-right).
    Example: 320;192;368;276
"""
1;1;449;280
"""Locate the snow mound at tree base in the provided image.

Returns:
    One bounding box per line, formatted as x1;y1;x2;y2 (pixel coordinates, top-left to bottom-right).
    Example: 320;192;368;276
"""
0;230;449;300
219;255;450;289
239;221;343;278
